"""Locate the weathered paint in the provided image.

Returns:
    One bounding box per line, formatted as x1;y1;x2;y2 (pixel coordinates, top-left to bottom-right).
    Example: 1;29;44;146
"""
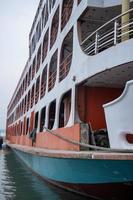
47;179;133;200
35;124;80;151
9;135;32;147
8;124;80;151
8;143;133;160
13;148;133;184
122;0;130;41
12;147;133;200
7;0;133;139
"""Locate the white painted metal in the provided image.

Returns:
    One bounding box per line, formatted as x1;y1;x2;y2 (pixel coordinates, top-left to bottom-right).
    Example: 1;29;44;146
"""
81;8;133;55
87;0;133;8
103;80;133;150
114;20;118;45
7;0;133;141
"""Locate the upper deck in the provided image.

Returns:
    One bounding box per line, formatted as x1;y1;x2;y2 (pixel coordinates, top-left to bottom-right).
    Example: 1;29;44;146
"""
6;0;133;138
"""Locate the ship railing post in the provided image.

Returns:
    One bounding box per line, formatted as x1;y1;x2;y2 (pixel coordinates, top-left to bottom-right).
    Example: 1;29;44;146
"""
114;20;118;45
95;32;99;54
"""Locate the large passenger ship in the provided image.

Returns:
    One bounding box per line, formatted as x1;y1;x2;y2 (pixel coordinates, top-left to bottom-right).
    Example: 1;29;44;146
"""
6;0;133;199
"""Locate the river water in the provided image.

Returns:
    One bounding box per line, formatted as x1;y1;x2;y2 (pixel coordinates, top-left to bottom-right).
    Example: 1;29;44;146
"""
0;150;88;200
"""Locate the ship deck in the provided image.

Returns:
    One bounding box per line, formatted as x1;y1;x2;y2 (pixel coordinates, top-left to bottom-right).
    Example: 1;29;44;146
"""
7;142;133;160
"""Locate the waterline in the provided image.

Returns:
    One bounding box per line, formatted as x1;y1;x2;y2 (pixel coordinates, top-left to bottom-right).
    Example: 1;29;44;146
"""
0;150;88;200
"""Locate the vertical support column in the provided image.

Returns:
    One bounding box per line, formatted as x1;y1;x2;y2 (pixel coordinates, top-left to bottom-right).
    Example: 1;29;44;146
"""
77;21;82;44
67;83;77;126
45;106;49;129
95;32;99;54
53;98;60;129
37;111;41;133
121;0;130;41
47;0;50;14
114;20;118;45
71;85;76;125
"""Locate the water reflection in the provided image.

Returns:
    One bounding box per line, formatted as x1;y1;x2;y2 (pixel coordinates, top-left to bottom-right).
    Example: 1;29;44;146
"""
0;150;88;200
0;151;16;200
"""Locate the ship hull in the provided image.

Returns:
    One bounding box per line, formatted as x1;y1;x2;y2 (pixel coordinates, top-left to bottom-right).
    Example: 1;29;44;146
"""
11;147;133;200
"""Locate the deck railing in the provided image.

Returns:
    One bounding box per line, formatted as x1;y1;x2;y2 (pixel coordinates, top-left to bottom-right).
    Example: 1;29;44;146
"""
48;70;57;91
36;55;41;72
42;43;48;63
81;8;133;55
30;95;34;108
50;23;58;48
40;82;46;98
61;0;73;30
35;90;39;104
59;53;72;82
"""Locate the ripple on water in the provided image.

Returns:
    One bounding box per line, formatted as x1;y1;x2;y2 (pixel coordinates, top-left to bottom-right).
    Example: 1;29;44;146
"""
0;150;89;200
0;151;16;200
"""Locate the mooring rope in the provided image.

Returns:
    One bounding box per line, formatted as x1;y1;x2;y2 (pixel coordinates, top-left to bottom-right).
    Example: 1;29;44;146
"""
43;127;133;153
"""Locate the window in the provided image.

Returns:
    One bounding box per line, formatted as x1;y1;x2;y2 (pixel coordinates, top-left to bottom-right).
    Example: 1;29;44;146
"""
25;74;28;91
42;4;46;28
35;76;40;104
48;50;58;91
40;65;47;99
49;0;56;12
22;80;25;95
34;112;39;130
78;0;82;4
36;45;41;72
48;100;56;130
31;34;36;54
22;99;24;115
20;121;23;135
26;118;29;135
24;95;27;114
32;57;36;79
59;28;73;81
59;90;71;127
36;20;42;42
27;90;30;111
28;66;31;86
30;84;35;108
42;29;49;63
50;7;59;49
40;107;46;132
61;0;73;30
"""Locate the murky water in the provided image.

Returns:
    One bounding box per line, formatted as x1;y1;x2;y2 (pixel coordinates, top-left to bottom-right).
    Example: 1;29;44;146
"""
0;150;89;200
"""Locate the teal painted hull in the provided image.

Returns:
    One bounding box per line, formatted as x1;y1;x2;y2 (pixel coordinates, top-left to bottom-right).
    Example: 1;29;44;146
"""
13;149;133;184
13;149;133;200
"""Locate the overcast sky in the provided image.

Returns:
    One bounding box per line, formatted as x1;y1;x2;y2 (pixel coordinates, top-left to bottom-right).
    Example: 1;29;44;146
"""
0;0;39;130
